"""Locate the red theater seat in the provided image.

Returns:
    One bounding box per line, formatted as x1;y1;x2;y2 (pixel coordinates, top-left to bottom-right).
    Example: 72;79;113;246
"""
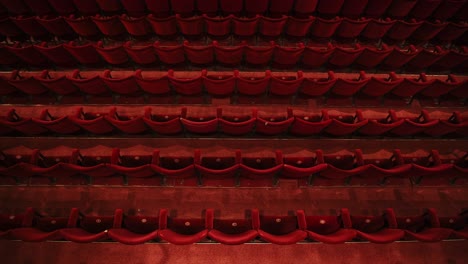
436;22;468;43
328;45;364;68
69;107;115;134
180;106;218;135
387;0;419;19
135;70;171;96
119;16;152;37
259;16;288;38
269;0;295;17
424;111;468;137
184;41;214;66
95;42;129;65
352;208;405;243
0;0;29;15
432;0;466;21
359;72;402;99
72;0;100;15
355;44;392;69
281;152;328;186
147;15;178;38
364;0;393;18
22;0;53;16
34;42;77;67
7;70;49;96
236;70;270;97
158;209;212;245
315;149;368;185
431;47;467;71
390;73;435;100
300;70;336;97
244;42;275;67
398;209;453;242
108;211;160;244
7;43;48;67
273;44;305;69
293;0;318;18
232;15;259;38
220;0;243;16
145;0;170;17
409;0;442;20
330;71;368;97
302;43;335;68
335;18;370;39
0;18;23;39
195;149;241;187
64;15;101;38
196;0;218;16
218;107;257;136
60;209;122;243
204;15;232;39
208;209;259;245
406;150;454;185
47;0;76;15
361;18;396;40
289;109;333;136
412;20;448;42
176;15;204;38
255;110;294;136
95;0;122;14
316;0;344;17
357;109;405;136
0;149;45;182
239;150;283;187
386;19;423;42
381;45;420;70
341;0;368;18
269;71;304;96
305;208;356;243
33;108;81;135
0;208;34;238
121;0;147;17
36;16;76;38
420;75;462;99
101;70;140;96
258;210;307;244
63;41;103;65
245;0;268;17
285;16;315;38
168;70;204;96
124;42;158;65
170;0;195;18
203;71;236;97
310;17;343;39
105;108;147;134
67;70;110;98
9;208;77;242
406;46;448;71
152;149;197;186
213;41;245;67
154;42;185;65
388;110;439;137
143;107;183;135
108;148;159;186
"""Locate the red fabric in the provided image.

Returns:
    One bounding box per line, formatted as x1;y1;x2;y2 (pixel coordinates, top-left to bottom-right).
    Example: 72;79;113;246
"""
336;18;370;39
158;209;211;244
232;16;259;37
143;108;183;135
358;117;405;136
147;15;178;37
22;0;53;16
285;16;315;37
323;112;368;136
388;110;439;136
109;151;156;178
245;0;268;16
176;15;204;37
432;0;466;20
36;16;76;37
64;15;100;37
258;213;307;244
387;0;419;19
289;115;333;136
240;155;282;185
7;44;48;67
101;70;139;95
328;45;364;68
220;0;243;15
269;0;295;17
355;44;392;69
255;117;294;135
302;44;335;68
69;107;115;134
213;42;245;66
33;109;80;134
63;42;102;65
197;0;218;16
119;16;151;37
120;0;146;17
245;43;275;66
300;71;336;96
170;0;195;17
431;47;468;71
391;74;435;98
72;0;100;15
317;0;344;16
331;71;368;96
105;109;147;134
68;70;109;95
168;70;204;95
0;0;29;15
282;159;328;179
184;42;214;65
259;16;287;37
203;73;236;96
386;19;423;41
0;18;23;37
47;0;76;15
8;70;49;95
36;70;78;95
180;117;218;134
409;0;442;19
420;75;462;98
218;108;256;136
273;44;305;68
124;42;157;65
269;72;304;96
310;17;342;38
154;42;185;65
135;70;170;95
0;74;18;95
305;213;356;243
407;46;448;70
293;0;318;17
34;43;77;67
92;15;126;37
195;149;240;186
436;22;468;42
424;112;468;137
352;213;405;243
204;15;232;38
381;45;420;70
145;0;170;17
361;18;396;40
365;0;393;18
95;0;122;13
341;0;368;18
95;42;129;65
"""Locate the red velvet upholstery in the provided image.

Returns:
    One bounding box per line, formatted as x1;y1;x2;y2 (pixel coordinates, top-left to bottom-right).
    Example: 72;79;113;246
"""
143;108;183;135
244;42;275;67
410;0;442;20
352;208;405;243
310;17;342;39
158;209;212;245
105;108;147;134
236;70;270;96
336;18;370;39
328;45;364;68
239;151;283;187
364;0;393;18
361;18;396;40
387;0;419;19
64;42;103;65
170;0;195;18
269;71;303;96
232;15;259;37
359;72;403;98
0;208;35;239
300;70;336;96
220;0;243;16
119;16;151;37
317;0;344;17
184;41;214;66
218;108;257;136
285;16;315;38
47;0;76;15
95;0;122;14
145;0;170;17
289;111;333;136
95;41;129;65
390;73;434;99
259;16;287;38
197;0;218;16
305;208;357;243
204;15;232;38
121;0;147;17
6;44;48;67
124;42;157;65
11;16;49;38
355;44;392;69
381;45;420;70
203;72;236;96
273;44;305;69
108;212;160;245
245;0;268;17
154;42;185;65
72;0;100;15
7;70;49;95
34;43;77;67
135;70;170;95
33;109;81;134
101;70;139;96
398;209;453;242
258;210;307;244
36;16;76;38
64;15;100;38
270;0;295;17
341;0;368;18
176;15;204;38
208;209;259;244
331;71;368;96
195;149;241;187
213;41;245;66
147;15;178;38
69;107;115;134
386;19;423;41
152;150;196;186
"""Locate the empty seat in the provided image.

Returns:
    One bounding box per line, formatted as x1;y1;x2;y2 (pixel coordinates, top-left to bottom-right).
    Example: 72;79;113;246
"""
406;46;448;71
310;17;342;39
101;70;140;96
143;107;183;135
398;209;453;242
281;152;328;186
315;149;368;185
232;15;259;37
135;70;171;96
170;0;195;17
36;16;76;38
220;0;243;16
147;15;178;38
390;73;435;100
272;44;305;69
34;42;77;67
0;208;35;239
244;42;275;67
432;0;466;21
409;0;442;20
105;107;147;134
385;19;423;42
357;109;405;136
258;210;307;244
387;0;419;19
60;209;122;243
431;47;468;71
239;150;283;187
119;15;152;37
69;107;115;134
360;18;396;40
168;70;205;96
424;111;468;137
341;0;369;18
204;15;232;39
67;70;110;97
95;0;123;14
158;209;212;245
176;15;204;38
316;0;344;17
330;71;368;97
364;0;393;18
302;44;335;68
203;71;236;97
354;44;392;69
328;45;364;68
152;149;197;186
46;1;77;15
124;42;158;65
64;15;101;38
195;149;241;187
269;71;304;97
213;41;245;67
145;0;170;17
11;16;49;38
259;16;287;38
237;70;271;96
436;22;468;43
255;110;294;136
335;18;370;39
7;70;49;96
293;0;318;18
406;149;454;185
208;209;259;245
196;0;218;16
63;41;103;65
2;109;49;135
95;41;129;66
33;108;81;135
72;0;100;15
9;208;77;242
245;0;268;17
352;208;405;243
121;0;147;17
184;41;214;66
411;20;448;42
6;43;48;67
269;0;295;17
108;210;160;244
180;106;218;135
388;110;439;137
218;107;257;136
154;42;185;65
284;16;315;38
108;148;160;186
381;45;420;70
305;208;356;243
289;109;333;136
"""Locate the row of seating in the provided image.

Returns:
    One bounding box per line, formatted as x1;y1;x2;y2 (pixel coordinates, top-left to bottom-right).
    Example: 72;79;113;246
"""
1;70;467;102
2;106;467;137
1;0;466;21
3;41;466;73
2;14;466;45
1;207;466;245
0;146;465;186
